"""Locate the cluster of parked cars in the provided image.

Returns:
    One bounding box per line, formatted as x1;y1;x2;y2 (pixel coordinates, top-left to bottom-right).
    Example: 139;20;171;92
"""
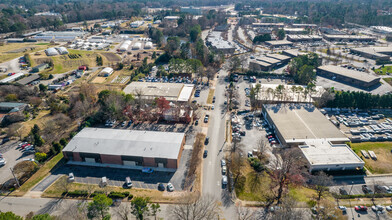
341;64;366;72
105;120;133;128
19;142;35;154
221;159;227;188
264;124;277;145
362;184;392;194
158;182;175;192
194;88;201;97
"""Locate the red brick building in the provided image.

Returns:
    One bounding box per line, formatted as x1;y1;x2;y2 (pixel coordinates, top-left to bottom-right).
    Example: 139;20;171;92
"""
62;128;185;171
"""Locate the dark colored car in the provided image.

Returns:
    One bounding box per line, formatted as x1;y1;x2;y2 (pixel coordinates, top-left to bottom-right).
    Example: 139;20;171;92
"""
195;120;199;126
158;183;165;191
203;150;208;158
204;137;209;145
339;187;348;195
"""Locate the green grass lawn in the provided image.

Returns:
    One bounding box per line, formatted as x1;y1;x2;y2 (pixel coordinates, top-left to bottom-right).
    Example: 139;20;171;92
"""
374;66;392;75
384;78;392;86
351;142;392;174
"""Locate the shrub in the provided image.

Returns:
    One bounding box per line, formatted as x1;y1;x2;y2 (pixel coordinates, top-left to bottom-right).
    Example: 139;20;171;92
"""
67;190;88;197
108;192;126;199
90;190;106;197
248;157;265;172
35;152;47;163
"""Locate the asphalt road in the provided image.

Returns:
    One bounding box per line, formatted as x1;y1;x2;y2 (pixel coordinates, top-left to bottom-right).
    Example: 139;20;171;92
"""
201;65;238;219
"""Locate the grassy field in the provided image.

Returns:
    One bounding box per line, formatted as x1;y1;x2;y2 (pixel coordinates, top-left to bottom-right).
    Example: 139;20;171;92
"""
384;78;392;86
206;89;215;104
374;66;392;75
30;49;121;75
0;43;49;63
351;142;392;174
43;176;182;203
235;164;271;202
12;153;64;196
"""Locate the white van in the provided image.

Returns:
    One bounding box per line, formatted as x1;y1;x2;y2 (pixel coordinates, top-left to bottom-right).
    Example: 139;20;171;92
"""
100;177;108;187
125;177;132;188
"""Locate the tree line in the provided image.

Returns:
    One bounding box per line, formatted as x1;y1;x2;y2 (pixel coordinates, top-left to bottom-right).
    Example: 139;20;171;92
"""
326;90;392;109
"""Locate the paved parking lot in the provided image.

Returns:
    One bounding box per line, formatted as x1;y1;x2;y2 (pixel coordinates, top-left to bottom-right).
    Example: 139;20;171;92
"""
0;140;34;186
44;147;191;192
331;175;392;195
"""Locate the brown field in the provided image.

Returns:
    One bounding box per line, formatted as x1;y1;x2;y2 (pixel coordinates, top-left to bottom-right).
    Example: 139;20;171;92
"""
101;52;121;62
0;43;49;63
91;76;107;84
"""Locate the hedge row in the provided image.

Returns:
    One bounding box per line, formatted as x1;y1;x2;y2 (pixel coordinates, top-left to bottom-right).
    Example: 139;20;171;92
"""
64;190;88;197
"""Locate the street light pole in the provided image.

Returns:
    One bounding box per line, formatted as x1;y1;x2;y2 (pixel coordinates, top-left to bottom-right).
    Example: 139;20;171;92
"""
10;167;20;188
349;181;354;220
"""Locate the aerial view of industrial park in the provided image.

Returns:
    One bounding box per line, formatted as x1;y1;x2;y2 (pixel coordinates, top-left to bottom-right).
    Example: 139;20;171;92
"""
1;0;392;219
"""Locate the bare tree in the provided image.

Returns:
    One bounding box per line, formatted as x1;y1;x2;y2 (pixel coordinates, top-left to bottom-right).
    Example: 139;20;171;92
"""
229;151;246;188
237;206;256;220
269;149;305;205
268;196;308;220
256;138;267;154
309;171;334;206
170;195;219;220
59;201;88;220
114;203;131;220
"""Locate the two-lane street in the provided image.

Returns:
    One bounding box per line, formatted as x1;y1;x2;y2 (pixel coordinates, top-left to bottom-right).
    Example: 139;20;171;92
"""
201;65;238;218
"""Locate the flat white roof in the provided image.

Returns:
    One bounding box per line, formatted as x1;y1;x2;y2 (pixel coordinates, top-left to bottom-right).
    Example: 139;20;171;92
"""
318;65;380;83
123;82;194;102
264;103;349;143
63;128;185;159
299;139;364;166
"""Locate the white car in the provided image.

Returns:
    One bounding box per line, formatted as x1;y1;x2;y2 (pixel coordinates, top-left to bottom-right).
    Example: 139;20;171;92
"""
222;166;227;175
338;206;347;212
222;176;228;186
221;159;226;167
386;205;392;212
23;158;35;162
167;183;174;192
68;173;75;182
0;157;6;166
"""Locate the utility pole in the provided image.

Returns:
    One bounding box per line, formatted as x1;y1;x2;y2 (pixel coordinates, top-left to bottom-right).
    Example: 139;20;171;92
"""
10;167;20;188
349;181;354;220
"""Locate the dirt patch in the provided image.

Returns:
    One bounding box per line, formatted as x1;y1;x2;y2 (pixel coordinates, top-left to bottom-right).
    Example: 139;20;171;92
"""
101;52;121;62
92;76;107;84
34;58;52;65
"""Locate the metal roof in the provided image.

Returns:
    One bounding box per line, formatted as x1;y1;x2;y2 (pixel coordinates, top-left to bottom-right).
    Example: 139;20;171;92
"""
317;65;380;83
63;128;185;159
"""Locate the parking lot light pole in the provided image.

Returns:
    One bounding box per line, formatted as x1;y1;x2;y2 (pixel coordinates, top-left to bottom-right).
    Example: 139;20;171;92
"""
10;167;20;188
349;181;354;220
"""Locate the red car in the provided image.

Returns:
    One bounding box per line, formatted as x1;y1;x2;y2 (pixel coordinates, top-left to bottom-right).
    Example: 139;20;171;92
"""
355;206;367;211
21;144;30;149
268;135;275;139
271;140;277;144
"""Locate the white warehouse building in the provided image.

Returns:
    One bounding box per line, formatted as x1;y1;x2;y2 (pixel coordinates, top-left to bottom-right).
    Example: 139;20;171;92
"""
56;47;69;55
45;48;59;56
144;42;153;49
119;40;132;52
132;42;142;50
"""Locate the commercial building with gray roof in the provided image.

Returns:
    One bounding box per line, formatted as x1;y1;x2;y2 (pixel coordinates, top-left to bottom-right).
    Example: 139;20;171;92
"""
62;128;186;171
350;47;392;61
262;103;362;172
317;65;380;89
123;82;194;103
